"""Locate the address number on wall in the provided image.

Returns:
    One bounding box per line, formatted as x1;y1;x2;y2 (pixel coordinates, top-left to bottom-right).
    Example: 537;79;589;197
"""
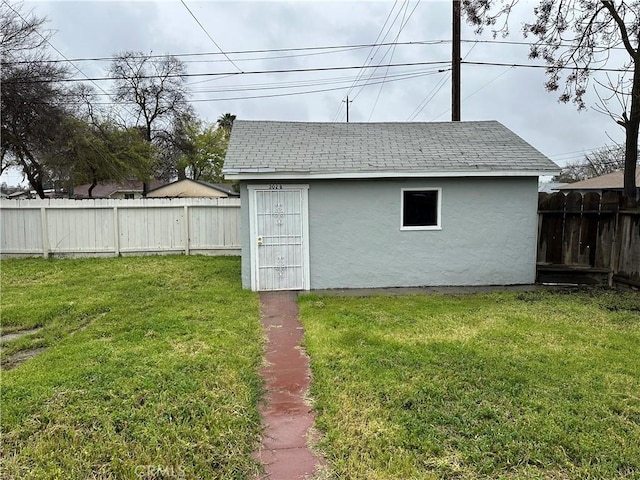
269;184;283;190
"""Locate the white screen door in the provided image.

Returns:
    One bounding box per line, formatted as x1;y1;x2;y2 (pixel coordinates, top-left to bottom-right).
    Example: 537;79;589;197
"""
249;185;310;291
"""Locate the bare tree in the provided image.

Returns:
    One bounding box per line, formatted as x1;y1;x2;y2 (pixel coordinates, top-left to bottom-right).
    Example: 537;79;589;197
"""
109;52;192;182
462;0;639;199
0;1;48;60
554;144;628;182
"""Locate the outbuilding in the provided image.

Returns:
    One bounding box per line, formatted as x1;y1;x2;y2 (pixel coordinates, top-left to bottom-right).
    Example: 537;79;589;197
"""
223;120;559;291
145;179;239;198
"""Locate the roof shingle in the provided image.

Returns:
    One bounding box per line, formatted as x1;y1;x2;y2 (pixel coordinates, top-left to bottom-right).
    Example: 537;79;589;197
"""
223;120;559;178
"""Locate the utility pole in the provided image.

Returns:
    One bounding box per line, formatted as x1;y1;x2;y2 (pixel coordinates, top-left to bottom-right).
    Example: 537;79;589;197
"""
452;0;461;121
342;95;353;122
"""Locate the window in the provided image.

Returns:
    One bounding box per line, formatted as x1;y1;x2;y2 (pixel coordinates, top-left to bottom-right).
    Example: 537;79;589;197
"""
124;193;135;199
401;188;441;230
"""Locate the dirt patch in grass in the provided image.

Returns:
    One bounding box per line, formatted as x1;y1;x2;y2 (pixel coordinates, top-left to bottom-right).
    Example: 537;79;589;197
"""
0;328;42;342
1;347;47;370
1;328;46;370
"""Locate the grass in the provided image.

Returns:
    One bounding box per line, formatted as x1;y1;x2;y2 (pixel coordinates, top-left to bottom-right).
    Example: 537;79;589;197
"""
1;256;263;479
300;289;640;479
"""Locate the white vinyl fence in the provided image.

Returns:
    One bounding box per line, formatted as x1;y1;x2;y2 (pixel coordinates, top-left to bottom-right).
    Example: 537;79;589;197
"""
0;198;241;258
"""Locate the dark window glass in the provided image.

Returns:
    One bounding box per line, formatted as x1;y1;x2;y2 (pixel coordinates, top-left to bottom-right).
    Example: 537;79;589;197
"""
403;190;438;227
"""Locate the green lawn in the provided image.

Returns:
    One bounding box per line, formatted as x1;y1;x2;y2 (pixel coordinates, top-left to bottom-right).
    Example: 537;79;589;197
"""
1;256;263;479
300;289;640;479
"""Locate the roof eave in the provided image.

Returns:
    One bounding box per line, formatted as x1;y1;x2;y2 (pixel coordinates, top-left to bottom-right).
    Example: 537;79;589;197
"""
223;169;560;181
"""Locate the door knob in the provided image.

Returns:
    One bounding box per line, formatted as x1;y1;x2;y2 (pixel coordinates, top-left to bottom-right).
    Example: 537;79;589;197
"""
257;236;263;246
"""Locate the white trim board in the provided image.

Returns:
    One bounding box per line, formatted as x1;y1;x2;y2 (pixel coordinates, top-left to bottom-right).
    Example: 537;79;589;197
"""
225;170;558;181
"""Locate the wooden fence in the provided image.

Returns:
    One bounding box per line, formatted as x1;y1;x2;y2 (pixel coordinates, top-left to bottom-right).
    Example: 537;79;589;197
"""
0;198;241;258
537;191;640;286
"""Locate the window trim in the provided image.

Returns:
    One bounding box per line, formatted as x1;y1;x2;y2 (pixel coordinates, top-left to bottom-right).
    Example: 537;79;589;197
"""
400;187;442;231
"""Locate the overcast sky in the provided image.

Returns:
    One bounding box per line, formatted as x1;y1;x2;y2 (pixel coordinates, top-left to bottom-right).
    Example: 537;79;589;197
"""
3;0;633;186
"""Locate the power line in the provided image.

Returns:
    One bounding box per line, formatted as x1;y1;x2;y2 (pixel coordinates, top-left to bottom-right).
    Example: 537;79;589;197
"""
60;67;442;97
1;1;113;100
410;42;476;121
59;68;444;105
4;37;629;67
368;0;411;121
178;45;367;64
6;60;452;84
179;0;243;72
460;38;629;51
349;0;409;103
368;0;423;121
548;145;624;162
5;40;448;65
332;0;401;122
461;60;630;73
407;72;450;121
431;65;515;121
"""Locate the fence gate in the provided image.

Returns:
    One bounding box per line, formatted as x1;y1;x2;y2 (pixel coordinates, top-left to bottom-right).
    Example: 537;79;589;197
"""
248;185;310;291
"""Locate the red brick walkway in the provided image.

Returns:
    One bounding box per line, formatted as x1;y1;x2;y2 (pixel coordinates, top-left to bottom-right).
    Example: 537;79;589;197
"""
254;291;323;479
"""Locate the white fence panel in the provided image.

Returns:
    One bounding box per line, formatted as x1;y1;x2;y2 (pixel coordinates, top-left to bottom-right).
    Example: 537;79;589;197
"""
118;206;185;253
190;205;240;250
0;198;241;258
1;207;42;253
46;206;115;253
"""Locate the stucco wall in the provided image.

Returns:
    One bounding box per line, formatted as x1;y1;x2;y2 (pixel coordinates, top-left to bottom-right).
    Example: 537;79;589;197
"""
240;177;539;289
240;183;252;288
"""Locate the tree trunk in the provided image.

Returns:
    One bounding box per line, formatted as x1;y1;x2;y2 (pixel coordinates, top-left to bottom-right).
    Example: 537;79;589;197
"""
21;154;45;199
88;178;98;198
624;58;640;201
33;181;45;199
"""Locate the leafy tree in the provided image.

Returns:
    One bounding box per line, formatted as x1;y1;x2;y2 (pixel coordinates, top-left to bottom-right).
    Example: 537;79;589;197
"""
1;63;70;197
177;117;229;183
44;118;154;197
216;113;236;138
1;2;70;197
462;0;639;199
553;144;628;182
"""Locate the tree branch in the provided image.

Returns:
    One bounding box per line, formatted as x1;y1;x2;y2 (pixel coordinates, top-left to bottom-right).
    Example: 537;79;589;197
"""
600;0;638;59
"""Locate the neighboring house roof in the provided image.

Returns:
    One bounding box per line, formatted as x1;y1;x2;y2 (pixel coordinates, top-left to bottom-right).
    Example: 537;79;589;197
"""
7;189;60;199
73;180;165;198
7;190;30;199
223;120;559;180
146;179;239;197
558;169;640;191
195;181;239;196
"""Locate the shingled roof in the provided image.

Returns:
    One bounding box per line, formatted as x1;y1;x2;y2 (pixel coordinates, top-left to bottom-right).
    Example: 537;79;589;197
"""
223;120;559;180
558;169;640;191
